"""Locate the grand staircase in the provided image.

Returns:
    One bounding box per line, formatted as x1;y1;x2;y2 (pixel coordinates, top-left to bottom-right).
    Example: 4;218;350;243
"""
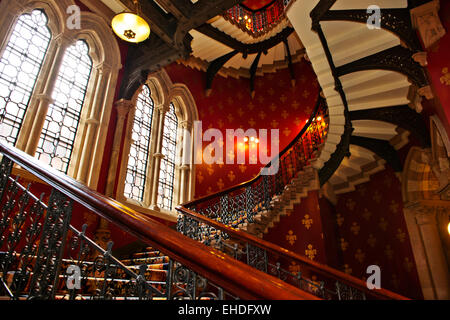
0;0;433;301
285;0;431;194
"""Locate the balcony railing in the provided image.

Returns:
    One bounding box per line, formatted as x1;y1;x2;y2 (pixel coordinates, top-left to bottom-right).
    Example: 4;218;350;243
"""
224;0;286;37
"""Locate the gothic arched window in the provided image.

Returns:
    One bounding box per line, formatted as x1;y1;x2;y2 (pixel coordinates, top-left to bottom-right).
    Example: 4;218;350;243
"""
0;0;121;188
116;74;198;218
0;10;51;145
35;40;93;173
124;85;154;201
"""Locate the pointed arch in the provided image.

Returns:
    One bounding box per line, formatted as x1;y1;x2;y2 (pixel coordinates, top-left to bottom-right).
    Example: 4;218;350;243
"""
115;69;198;221
0;0;122;189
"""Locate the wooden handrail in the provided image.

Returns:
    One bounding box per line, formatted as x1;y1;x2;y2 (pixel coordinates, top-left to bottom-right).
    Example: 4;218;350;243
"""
176;206;409;300
0;142;319;300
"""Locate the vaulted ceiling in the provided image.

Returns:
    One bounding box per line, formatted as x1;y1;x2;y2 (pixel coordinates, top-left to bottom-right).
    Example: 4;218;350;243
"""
97;0;301;99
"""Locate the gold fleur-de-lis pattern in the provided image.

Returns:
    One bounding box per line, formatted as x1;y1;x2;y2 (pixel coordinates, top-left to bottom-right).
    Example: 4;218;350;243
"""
302;214;313;230
286;230;297;246
440;67;450;85
305;244;317;260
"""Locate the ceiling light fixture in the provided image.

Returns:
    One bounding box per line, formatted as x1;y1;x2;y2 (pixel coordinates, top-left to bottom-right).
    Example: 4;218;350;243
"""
111;0;150;43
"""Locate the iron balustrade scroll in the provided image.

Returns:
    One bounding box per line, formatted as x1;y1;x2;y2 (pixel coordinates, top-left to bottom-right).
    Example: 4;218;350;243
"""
176;207;408;300
0;147;312;300
0;156;239;300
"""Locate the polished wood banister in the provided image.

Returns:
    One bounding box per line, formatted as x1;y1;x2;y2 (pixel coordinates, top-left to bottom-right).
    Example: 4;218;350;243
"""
181;92;324;208
0;142;319;300
176;206;410;300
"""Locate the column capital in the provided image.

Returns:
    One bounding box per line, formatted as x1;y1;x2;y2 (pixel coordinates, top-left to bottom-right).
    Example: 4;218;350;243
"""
35;93;54;105
155;103;170;114
153;153;165;159
406;200;450;225
180;120;192;130
53;32;76;48
114;99;134;120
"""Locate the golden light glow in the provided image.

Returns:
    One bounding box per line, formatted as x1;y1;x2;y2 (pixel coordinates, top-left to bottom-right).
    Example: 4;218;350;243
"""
317;116;322;121
111;12;150;43
448;221;450;235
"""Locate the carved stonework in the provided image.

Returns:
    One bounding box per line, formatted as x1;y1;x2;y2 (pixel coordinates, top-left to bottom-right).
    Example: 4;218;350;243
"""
408;85;424;113
411;0;446;49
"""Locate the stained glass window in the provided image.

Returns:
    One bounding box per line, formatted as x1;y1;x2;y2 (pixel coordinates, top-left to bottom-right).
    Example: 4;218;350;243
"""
157;102;178;210
0;10;51;145
35;40;92;173
124;85;154;201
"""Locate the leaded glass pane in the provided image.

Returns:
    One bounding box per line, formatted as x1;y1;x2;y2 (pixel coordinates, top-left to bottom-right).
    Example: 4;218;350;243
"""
0;10;51;145
157;102;178;210
35;40;92;173
124;85;154;201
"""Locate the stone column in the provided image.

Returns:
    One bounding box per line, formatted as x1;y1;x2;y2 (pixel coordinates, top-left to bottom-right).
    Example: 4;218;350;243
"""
404;201;450;299
149;103;169;210
16;33;74;154
178;120;193;204
95;99;134;248
75;62;111;185
105;99;134;197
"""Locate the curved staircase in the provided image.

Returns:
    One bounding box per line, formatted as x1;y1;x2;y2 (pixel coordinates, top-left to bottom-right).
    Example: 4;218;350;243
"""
285;0;431;194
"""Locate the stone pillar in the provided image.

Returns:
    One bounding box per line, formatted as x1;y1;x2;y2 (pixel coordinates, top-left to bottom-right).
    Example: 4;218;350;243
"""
75;62;111;185
149;103;169;210
16;33;74;154
94;99;134;246
178;120;192;204
105;99;134;197
404;201;450;299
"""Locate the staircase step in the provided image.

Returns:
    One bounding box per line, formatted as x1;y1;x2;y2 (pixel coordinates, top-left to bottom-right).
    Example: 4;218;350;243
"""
132;250;163;258
121;256;169;266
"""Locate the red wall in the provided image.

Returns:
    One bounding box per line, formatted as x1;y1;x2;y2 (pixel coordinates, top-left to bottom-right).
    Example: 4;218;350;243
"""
423;1;450;136
332;168;423;299
263;190;328;264
165;61;319;198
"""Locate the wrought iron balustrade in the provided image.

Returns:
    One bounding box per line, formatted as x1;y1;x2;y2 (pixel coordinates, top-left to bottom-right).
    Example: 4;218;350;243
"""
176;207;408;300
0;142;314;300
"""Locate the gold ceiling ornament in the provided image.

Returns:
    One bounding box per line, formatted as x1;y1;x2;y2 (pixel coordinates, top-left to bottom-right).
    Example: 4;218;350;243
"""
111;0;150;43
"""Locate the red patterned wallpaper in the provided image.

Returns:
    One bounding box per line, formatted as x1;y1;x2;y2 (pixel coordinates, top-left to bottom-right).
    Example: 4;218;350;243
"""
424;1;450;136
242;0;275;10
332;168;423;299
263;190;328;265
165;61;319;198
